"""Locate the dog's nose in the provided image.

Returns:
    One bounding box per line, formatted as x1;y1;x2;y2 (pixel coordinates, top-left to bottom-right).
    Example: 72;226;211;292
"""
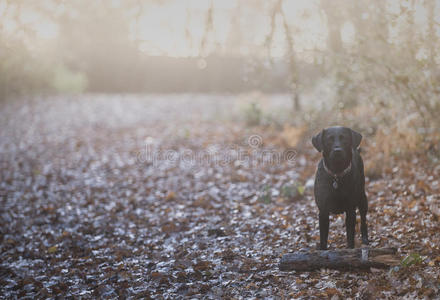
333;147;343;154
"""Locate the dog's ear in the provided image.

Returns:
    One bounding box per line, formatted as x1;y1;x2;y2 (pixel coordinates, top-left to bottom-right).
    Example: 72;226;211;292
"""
312;130;324;152
351;129;362;149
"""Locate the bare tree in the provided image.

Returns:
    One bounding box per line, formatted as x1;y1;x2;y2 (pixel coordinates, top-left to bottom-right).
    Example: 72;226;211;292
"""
265;0;301;111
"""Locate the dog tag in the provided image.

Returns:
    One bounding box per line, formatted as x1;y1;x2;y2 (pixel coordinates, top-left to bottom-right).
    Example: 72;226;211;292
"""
332;180;338;189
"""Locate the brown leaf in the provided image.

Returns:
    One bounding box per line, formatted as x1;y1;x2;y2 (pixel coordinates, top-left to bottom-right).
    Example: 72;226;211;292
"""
48;246;58;254
165;191;176;201
193;260;211;272
371;255;400;266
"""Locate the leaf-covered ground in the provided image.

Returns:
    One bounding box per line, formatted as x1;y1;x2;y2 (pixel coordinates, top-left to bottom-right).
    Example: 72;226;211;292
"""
1;95;439;299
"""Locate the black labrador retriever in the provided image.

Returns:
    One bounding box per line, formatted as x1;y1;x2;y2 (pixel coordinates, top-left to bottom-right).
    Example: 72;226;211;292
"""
312;126;369;250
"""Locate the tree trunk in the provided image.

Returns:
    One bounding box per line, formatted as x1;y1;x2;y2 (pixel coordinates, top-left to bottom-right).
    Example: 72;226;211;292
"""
426;0;437;65
320;0;343;54
292;92;300;112
279;247;399;271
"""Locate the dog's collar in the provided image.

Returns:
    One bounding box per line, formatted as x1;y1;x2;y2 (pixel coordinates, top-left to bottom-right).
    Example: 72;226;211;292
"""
323;160;352;180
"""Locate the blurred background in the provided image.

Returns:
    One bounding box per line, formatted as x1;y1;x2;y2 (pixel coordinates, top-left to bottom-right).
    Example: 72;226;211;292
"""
1;0;439;146
2;2;440;297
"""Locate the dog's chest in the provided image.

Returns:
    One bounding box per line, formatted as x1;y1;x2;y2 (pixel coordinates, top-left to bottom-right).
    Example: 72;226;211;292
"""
326;177;356;213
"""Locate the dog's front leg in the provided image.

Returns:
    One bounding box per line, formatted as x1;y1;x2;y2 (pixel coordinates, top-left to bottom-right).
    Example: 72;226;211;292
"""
319;212;329;250
345;210;356;248
360;213;369;245
360;194;369;245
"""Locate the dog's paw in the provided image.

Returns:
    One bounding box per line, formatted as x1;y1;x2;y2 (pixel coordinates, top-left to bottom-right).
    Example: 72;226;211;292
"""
317;244;327;250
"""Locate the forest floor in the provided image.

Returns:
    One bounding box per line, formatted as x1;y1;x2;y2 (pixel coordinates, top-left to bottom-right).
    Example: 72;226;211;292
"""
1;94;439;299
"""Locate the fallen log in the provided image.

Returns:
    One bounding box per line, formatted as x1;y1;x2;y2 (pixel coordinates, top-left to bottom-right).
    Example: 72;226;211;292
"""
279;247;399;271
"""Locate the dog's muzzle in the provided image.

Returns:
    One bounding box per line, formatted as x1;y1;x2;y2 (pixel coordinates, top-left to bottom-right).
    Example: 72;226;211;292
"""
330;148;346;161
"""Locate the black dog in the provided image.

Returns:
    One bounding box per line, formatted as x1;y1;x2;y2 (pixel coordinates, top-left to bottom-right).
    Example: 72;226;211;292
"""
312;126;368;250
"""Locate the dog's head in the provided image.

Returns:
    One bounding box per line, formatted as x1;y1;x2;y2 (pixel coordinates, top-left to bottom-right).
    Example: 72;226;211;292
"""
312;126;362;172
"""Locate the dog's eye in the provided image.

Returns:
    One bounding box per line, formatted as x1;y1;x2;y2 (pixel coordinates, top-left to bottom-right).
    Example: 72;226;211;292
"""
327;136;334;143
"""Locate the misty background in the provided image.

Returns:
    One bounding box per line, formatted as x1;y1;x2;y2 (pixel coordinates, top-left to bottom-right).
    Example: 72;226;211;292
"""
1;0;440;152
2;1;440;298
1;0;438;100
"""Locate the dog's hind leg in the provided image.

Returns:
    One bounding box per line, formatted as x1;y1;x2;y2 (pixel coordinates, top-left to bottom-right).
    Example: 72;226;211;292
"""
359;194;369;245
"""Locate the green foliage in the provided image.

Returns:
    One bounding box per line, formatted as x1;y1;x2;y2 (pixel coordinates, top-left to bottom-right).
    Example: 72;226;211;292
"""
281;183;304;200
0;38;52;100
400;253;424;267
243;102;262;126
281;184;295;198
51;64;88;94
258;185;272;204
